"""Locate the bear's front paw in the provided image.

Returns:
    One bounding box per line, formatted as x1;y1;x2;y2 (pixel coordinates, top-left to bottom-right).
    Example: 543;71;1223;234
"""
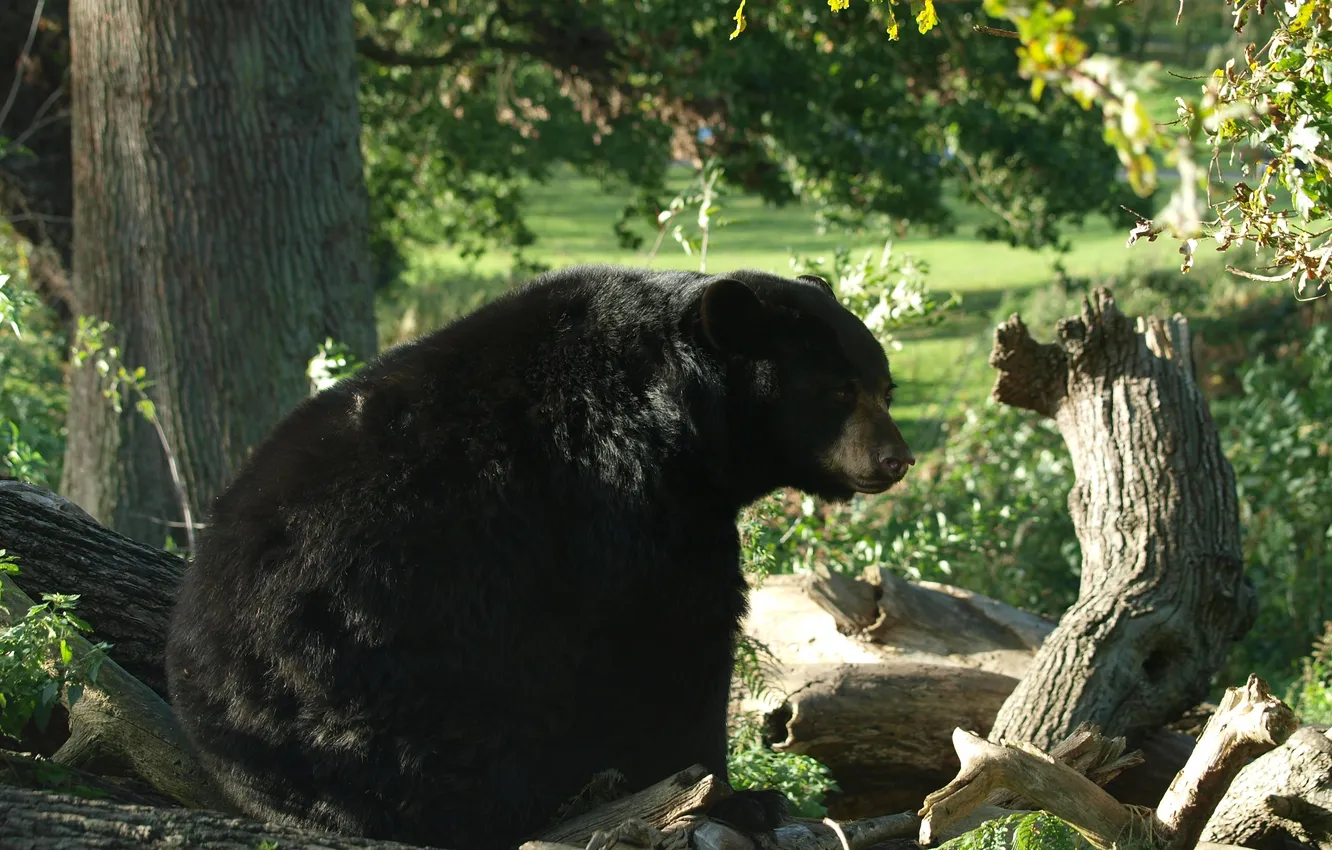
705;788;790;833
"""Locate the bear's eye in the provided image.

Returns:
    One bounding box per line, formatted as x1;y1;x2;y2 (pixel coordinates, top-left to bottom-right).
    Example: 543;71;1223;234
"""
882;383;896;407
834;382;857;402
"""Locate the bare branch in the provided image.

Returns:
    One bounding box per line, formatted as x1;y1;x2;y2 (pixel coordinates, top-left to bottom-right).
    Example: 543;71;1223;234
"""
0;0;45;132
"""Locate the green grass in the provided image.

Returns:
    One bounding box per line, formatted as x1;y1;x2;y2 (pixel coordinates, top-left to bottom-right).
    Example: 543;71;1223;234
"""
388;163;1193;450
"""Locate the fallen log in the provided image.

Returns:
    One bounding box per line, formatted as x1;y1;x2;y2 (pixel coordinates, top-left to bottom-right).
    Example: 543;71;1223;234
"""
0;574;231;812
761;660;1020;818
0;480;181;696
800;565;1055;679
0;765;922;850
919;675;1299;850
741;572;1198;817
0;785;434;850
1200;724;1332;847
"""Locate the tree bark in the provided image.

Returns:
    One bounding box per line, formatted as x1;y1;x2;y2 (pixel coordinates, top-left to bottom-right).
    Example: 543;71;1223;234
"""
63;0;377;549
0;786;429;850
919;676;1298;850
762;661;1020;819
0;480;180;696
986;291;1257;750
1201;725;1332;848
0;778;922;850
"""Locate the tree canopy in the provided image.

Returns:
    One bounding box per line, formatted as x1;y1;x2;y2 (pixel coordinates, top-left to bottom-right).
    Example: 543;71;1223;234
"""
735;0;1332;296
353;0;1137;282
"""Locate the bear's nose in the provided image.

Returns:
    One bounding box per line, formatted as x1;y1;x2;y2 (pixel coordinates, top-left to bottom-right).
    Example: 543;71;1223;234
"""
877;450;916;481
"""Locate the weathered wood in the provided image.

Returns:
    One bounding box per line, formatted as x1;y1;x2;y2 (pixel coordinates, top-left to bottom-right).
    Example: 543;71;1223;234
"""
1201;725;1332;847
0;751;180;809
761;661;1020;818
0;786;430;850
769;813;922;850
1103;727;1196;807
919;728;1137;850
919;677;1296;850
0;783;918;850
987;290;1257;750
741;573;1057;818
0;481;181;697
986;722;1144;812
0;573;231;812
536;765;727;845
1158;675;1299;850
803;566;1055;675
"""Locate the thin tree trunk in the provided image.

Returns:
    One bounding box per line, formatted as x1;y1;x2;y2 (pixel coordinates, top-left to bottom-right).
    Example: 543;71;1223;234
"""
63;0;377;549
986;290;1257;750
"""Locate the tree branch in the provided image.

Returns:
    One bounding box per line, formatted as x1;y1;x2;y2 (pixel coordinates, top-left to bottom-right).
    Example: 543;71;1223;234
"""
355;36;492;68
354;10;528;68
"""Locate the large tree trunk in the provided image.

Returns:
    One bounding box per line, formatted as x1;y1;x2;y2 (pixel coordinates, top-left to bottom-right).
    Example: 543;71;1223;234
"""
986;291;1258;750
63;0;377;548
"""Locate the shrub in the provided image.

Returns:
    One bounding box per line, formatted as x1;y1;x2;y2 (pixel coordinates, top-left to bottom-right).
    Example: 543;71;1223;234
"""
1216;323;1332;690
1287;622;1332;726
761;399;1080;619
0;243;67;486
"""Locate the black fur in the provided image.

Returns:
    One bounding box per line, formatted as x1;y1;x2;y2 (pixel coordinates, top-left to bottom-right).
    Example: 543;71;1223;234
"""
166;264;903;850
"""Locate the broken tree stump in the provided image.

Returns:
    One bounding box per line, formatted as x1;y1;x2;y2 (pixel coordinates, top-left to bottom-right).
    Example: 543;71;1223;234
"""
986;290;1258;751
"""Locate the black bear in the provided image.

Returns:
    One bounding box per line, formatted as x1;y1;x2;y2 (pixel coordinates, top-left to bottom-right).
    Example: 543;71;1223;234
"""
165;264;914;850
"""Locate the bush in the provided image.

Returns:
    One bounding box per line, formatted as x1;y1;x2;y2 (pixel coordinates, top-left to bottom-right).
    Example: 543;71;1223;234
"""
1287;622;1332;726
0;256;106;746
727;711;840;818
759;399;1079;619
1216;323;1332;691
0;551;110;743
0;241;67;486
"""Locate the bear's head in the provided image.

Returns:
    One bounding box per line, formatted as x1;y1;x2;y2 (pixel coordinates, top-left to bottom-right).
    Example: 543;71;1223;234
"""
695;270;915;503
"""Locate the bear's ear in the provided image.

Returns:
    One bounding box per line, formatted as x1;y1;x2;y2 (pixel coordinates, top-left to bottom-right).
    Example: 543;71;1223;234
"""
699;278;771;358
798;274;836;298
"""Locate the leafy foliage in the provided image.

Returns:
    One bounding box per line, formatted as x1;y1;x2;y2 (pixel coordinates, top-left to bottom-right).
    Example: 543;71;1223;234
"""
787;241;959;351
0;247;65;487
939;810;1093;850
1287;621;1332;724
745;0;1332;293
0;551;110;742
0;264;108;744
353;0;1138;284
727;711;841;818
307;338;367;395
1216;321;1332;686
